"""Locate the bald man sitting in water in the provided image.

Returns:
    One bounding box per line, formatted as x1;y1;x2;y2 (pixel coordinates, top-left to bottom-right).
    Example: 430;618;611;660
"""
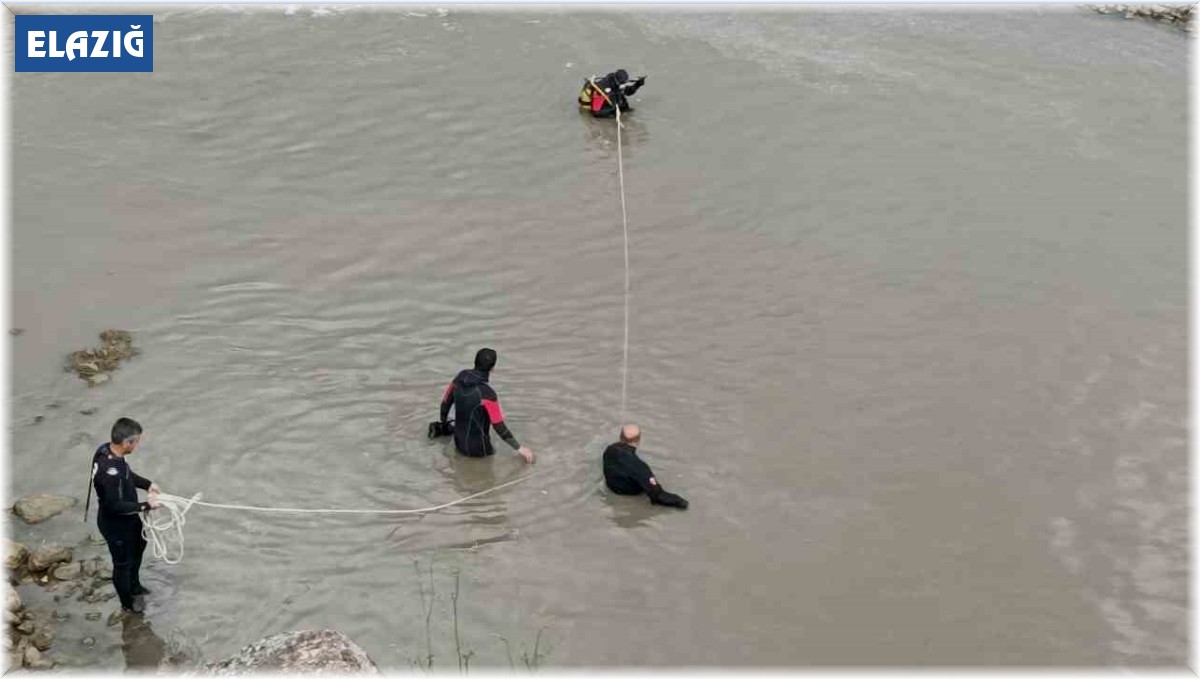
602;425;688;509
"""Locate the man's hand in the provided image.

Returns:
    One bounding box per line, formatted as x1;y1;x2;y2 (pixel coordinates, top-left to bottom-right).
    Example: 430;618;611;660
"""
516;446;534;464
635;76;646;86
146;498;163;510
149;483;161;496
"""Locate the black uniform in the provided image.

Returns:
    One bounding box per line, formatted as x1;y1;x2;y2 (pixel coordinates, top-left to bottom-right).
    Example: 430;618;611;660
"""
91;444;152;610
602;442;688;508
440;369;520;457
578;70;646;118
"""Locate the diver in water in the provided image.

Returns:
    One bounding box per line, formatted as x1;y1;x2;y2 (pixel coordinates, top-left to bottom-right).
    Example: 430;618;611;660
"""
602;424;688;509
578;69;647;118
431;348;535;463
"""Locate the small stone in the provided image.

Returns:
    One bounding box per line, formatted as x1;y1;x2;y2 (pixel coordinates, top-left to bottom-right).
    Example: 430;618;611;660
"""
5;541;29;572
31;629;51;651
32;416;44;425
88;533;106;546
84;612;100;622
99;592;116;603
13;495;76;525
9;329;23;336
51;562;82;581
28;545;72;574
87;373;111;387
16;620;33;635
5;580;21;615
52;611;68;622
85;593;101;604
81;560;96;577
82;636;96;647
95;563;112;579
106;611;122;627
79;408;97;416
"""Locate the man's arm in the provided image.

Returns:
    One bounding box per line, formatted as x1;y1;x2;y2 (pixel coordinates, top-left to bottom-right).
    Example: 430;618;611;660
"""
439;380;456;424
482;396;534;462
481;398;519;450
622;453;688;509
96;466;149;515
130;470;152;491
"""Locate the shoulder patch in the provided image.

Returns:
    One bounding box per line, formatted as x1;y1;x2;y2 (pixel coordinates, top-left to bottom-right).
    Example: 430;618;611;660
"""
105;467;119;476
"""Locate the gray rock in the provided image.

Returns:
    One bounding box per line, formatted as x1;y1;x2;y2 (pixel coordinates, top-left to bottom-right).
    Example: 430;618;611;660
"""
96;563;113;579
31;628;52;651
6;541;30;571
12;495;76;524
16;620;34;635
82;636;96;648
52;562;82;581
80;408;97;416
85;612;100;621
202;630;379;675
87;373;111;387
81;560;97;577
28;545;72;573
5;580;21;615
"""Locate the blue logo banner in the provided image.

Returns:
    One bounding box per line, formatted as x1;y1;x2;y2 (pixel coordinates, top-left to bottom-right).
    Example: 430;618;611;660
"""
15;15;153;72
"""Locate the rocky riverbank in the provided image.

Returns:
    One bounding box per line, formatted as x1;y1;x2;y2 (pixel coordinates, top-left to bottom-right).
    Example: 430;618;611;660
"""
6;493;380;672
1090;4;1194;32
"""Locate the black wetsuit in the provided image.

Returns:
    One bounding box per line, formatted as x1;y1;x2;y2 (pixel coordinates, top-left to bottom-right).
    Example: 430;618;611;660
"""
602;442;688;508
91;444;152;610
582;72;646;118
440;369;520;457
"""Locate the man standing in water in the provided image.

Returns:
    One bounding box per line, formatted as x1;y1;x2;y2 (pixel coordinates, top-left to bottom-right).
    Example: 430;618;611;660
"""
90;418;162;614
603;425;688;509
436;348;535;463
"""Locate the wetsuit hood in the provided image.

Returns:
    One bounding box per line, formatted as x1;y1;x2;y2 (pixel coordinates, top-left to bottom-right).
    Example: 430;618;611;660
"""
457;369;490;387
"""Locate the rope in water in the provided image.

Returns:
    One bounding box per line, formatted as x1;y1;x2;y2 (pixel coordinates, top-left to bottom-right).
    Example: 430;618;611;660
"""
138;84;634;566
140;475;534;564
616;98;631;421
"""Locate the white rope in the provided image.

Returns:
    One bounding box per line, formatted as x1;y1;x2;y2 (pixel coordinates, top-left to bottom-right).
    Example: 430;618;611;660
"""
616;103;631;421
140;492;202;565
140;475;533;564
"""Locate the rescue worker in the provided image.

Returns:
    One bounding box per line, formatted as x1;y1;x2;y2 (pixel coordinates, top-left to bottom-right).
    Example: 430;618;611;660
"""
602;424;688;509
578;69;647;118
89;418;162;614
434;348;534;463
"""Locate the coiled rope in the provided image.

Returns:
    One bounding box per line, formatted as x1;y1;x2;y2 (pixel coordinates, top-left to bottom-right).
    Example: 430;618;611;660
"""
140;474;533;565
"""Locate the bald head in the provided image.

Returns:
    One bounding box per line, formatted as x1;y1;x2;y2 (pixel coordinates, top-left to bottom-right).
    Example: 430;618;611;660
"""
619;424;641;445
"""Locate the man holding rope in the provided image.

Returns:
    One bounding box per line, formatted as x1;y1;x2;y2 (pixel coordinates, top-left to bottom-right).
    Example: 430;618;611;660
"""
89;418;163;614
